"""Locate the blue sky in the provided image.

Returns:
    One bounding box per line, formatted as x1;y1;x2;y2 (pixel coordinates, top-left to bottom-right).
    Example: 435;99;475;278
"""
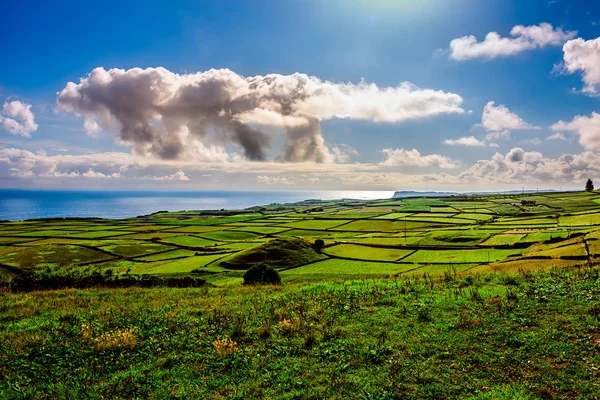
1;0;600;190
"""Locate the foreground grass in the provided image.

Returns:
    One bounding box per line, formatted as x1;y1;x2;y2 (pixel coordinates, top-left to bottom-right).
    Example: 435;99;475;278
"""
2;268;600;399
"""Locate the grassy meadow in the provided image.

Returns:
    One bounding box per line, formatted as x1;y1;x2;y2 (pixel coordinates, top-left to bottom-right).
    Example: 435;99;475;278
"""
2;190;600;398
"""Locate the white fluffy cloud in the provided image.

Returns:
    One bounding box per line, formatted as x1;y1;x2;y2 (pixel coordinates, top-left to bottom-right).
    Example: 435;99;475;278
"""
449;23;576;61
0;146;368;186
0;147;456;189
57;67;464;163
3;145;599;190
150;170;189;181
443;136;493;147
484;130;512;141
480;101;540;132
381;148;457;168
0;148;132;179
81;169;121;179
331;144;359;163
551;112;600;150
546;132;567;141
0;101;38;137
0;148;202;186
460;147;600;184
257;175;294;185
561;37;600;95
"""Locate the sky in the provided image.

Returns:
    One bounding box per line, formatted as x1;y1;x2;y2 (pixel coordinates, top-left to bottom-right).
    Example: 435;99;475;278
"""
2;0;600;191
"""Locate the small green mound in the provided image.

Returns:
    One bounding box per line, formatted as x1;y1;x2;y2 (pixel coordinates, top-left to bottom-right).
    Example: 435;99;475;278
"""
216;237;325;270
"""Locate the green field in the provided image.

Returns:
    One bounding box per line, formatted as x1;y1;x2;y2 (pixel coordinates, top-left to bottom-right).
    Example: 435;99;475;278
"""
134;248;199;262
560;212;600;226
141;253;228;274
525;238;588;259
1;190;600;282
199;230;263;241
402;248;522;264
5;262;600;397
282;258;416;275
280;219;351;230
99;241;172;257
323;243;415;261
159;235;222;247
480;233;525;246
521;230;569;242
3;190;600;398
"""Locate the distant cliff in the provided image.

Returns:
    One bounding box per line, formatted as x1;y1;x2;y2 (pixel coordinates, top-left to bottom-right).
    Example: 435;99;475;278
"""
392;189;555;199
392;191;457;199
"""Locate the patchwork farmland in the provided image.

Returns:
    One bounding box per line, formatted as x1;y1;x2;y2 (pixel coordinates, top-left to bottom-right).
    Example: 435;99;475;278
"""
2;190;600;286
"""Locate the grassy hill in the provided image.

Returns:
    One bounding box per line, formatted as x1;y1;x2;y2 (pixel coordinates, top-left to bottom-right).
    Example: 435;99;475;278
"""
214;237;326;270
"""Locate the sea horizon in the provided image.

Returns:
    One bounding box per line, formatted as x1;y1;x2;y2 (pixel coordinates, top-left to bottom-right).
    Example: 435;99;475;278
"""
0;189;397;221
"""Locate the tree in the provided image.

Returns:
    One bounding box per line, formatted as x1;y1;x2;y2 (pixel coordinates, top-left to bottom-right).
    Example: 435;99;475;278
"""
586;179;594;192
314;239;325;252
243;263;281;285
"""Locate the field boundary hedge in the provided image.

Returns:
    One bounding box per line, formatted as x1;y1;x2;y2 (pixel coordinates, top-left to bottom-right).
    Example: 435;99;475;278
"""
7;273;210;292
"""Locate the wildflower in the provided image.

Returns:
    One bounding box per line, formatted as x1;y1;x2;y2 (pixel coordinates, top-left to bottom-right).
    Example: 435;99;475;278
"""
82;325;138;351
213;337;238;356
278;319;295;335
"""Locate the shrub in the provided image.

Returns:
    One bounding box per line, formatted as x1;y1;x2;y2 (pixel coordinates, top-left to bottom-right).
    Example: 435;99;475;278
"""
314;239;325;251
416;303;433;322
257;321;272;338
243;263;281;285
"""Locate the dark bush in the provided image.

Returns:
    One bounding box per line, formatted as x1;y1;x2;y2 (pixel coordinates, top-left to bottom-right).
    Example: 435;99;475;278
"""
314;239;325;251
243;263;281;285
9;273;208;292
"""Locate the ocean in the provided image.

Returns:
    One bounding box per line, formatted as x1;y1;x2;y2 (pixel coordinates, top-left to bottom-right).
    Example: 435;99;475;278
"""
0;189;395;221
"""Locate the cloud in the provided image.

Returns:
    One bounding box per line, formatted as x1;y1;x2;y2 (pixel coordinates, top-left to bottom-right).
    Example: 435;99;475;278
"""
480;101;540;132
0;148;199;183
0;148;132;179
381;148;457;168
0;101;38;137
331;144;359;163
443;136;489;147
484;130;511;141
551;111;600;150
257;175;294;185
517;138;543;145
3;145;599;190
82;169;121;178
57;67;464;163
149;169;189;181
546;132;567;141
561;37;600;95
449;23;576;61
459;147;600;184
